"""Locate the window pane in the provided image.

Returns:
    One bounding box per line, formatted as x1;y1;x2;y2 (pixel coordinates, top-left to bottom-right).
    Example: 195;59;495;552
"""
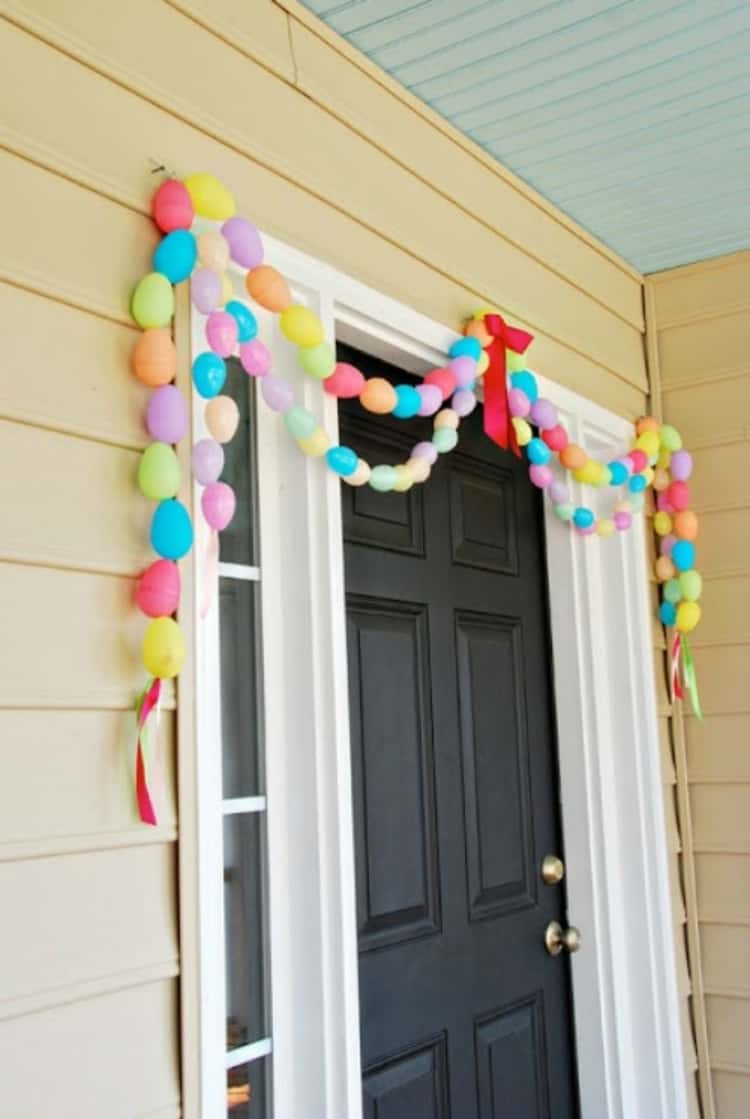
227;1059;269;1117
219;579;262;798
220;357;257;567
224;813;269;1050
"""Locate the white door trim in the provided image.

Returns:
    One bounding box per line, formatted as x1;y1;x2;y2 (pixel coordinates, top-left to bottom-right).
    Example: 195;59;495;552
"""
195;233;687;1118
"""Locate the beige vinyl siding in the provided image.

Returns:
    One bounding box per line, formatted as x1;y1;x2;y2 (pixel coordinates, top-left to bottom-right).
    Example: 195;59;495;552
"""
0;1;698;1116
647;249;750;1119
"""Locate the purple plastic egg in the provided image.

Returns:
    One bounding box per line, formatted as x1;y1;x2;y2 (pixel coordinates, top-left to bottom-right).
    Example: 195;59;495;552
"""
221;216;264;270
660;533;677;556
202;481;236;531
670;449;693;482
191;268;222;314
508;388;530;418
261;375;294;412
549;480;570;505
240;338;271;377
412;441;438;465
452;389;476;417
146;384;188;444
530;397;558;430
416;384;443;417
529;464;553;488
191;438;225;485
450;355;476;388
206;310;238;358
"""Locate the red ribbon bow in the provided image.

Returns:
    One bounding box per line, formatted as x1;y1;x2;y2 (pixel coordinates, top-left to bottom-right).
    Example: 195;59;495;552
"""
482;313;534;457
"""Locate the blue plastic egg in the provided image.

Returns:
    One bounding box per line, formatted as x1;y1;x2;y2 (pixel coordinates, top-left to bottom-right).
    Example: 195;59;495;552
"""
192;352;227;399
153;230;197;284
225;300;258;343
671;539;695;572
510;370;539;404
573;507;595;529
392;384;421;419
449;337;482;361
608;461;628;486
151;499;193;560
326;445;358;477
659;601;677;626
527;437;551;465
629;474;647;493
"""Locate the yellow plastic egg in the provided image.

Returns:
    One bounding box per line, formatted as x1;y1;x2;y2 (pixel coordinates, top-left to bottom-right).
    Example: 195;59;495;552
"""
597;519;615;538
393;464;414;492
279;305;324;348
220;273;234;306
142;616;185;680
574;459;601;485
635;430;660;458
657;447;672;469
298;428;330;457
477;350;490;375
676;601;701;634
653;511;673;536
512;417;532;446
184;173;236;220
435;408;459;430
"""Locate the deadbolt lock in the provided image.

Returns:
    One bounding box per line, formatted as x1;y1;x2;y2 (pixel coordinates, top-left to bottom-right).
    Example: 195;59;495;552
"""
541;854;565;885
545;921;582;957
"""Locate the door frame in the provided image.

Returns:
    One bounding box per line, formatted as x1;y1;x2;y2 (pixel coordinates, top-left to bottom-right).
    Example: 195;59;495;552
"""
246;235;688;1119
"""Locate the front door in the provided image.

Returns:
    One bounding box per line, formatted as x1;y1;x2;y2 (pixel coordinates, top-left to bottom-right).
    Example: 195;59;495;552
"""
340;345;579;1118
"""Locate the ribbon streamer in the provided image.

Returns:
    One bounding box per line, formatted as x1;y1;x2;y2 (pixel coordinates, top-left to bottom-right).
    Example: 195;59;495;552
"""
482;313;534;456
670;632;684;703
135;676;163;826
682;634;703;721
199;529;220;620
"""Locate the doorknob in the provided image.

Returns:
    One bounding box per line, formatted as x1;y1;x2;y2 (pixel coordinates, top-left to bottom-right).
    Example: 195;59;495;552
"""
541;854;565;884
544;920;582;957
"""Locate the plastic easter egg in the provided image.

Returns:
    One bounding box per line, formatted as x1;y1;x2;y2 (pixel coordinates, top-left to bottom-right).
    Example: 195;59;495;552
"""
673;510;698;541
614;511;632;532
191;438;225;485
417;384;443;416
205;310;238;358
607;460;628;487
240;339;272;377
197;230;230;272
636;416;660;435
655;555;675;582
146;384;188;444
280;305;324;348
659;601;677;627
670;450;693;482
202;481;236;531
555;503;575;522
192;352;226;399
510;371;538;403
360;377;397;415
152;179;194;233
412;441;438;465
676;601;701;634
435;408;459;430
245;265;291;312
653;511;673;536
574;460;601;486
392;384;421;419
512;418;532;446
298;428;330;457
132;272;175;329
191;268;222;314
476;349;490;375
635;431;660;459
464;319;492;347
653;468;670;492
560;443;587;471
221;216;263;269
151;499;193;560
132;328;177;387
299;342;336;381
135;559;181;618
205;395;240;443
154;230;197;284
529;464;553;488
508;388;530;417
530;398;557;430
449;337;481;361
543;425;568;452
573;507;595;530
527;438;551;466
657;447;672;469
597;519;615;538
656;492;674;513
452;390;476;417
629;474;647;493
660;534;677;556
671;539;695;571
284;406;317;440
660;424;682;452
679;570;702;602
138;442;180;500
433;427;458;453
326;445;358;477
142;616;186;679
423;367;457;401
391;464;414;493
369;465;397;492
224;300;257;343
220;273;234;306
408;457;431;484
184;173;236;220
628;449;648;474
549;481;569;505
344;460;372;487
450;356;477;387
667;481;690;511
663;578;682;605
324;363;365;399
261;376;294;413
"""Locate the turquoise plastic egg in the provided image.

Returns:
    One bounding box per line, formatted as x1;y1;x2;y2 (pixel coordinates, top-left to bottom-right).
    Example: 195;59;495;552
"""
510;370;538;403
192;352;226;399
573;507;595;529
449;337;482;361
225;300;258;343
671;539;695;572
526;437;550;465
150;499;193;560
326;445;358;477
659;601;677;626
153;230;197;284
392;385;421;419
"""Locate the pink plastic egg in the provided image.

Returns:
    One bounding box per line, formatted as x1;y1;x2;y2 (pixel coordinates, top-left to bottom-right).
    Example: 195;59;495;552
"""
324;362;365;398
135;559;181;618
543;424;568;452
151;179;194;233
614;511;632;531
508;388;530;417
206;310;238;357
239;339;271;377
423;367;457;401
629;449;648;473
201;481;236;531
529;464;553;488
667;481;690;511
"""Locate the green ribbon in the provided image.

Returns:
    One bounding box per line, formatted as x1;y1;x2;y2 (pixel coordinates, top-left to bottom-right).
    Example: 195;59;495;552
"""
681;635;703;721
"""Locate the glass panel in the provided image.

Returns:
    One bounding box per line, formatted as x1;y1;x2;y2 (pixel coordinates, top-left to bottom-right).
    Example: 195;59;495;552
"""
224;813;269;1050
219;578;262;797
227;1059;269;1117
220;357;257;567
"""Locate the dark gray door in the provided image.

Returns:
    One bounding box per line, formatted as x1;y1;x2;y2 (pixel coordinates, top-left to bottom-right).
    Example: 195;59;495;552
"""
340;346;579;1119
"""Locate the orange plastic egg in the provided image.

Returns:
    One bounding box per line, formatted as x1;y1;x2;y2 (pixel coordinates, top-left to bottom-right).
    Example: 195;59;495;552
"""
245;265;291;312
636;415;660;435
560;443;587;471
464;318;492;348
131;328;177;387
655;556;675;582
360;377;397;415
673;510;698;541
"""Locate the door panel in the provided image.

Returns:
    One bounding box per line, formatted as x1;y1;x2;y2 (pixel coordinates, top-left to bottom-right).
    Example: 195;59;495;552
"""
340;344;579;1119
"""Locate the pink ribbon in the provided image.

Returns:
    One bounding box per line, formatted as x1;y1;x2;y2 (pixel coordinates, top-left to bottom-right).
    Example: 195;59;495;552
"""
670;632;684;704
135;676;162;826
199;529;220;619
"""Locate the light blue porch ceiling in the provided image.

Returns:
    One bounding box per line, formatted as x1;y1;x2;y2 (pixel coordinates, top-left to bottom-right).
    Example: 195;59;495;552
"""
302;0;750;273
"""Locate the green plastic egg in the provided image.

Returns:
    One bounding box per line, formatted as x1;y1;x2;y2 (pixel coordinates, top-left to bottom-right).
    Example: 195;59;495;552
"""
679;569;702;602
138;442;181;500
298;342;336;380
663;577;682;605
284;406;317;440
132;272;175;329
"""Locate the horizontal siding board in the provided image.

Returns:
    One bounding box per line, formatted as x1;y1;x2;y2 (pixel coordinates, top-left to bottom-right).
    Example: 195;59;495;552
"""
690;443;750;513
657;310;750;387
701;924;750;997
0;709;176;855
0;4;646;391
650;250;750;326
661;376;750;447
686;714;750;784
689;647;750;717
713;1068;750;1113
706;996;750;1071
0;419;152;575
696;853;750;924
692;576;750;647
0;979;179;1118
692;786;750;854
0;844;177;1014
